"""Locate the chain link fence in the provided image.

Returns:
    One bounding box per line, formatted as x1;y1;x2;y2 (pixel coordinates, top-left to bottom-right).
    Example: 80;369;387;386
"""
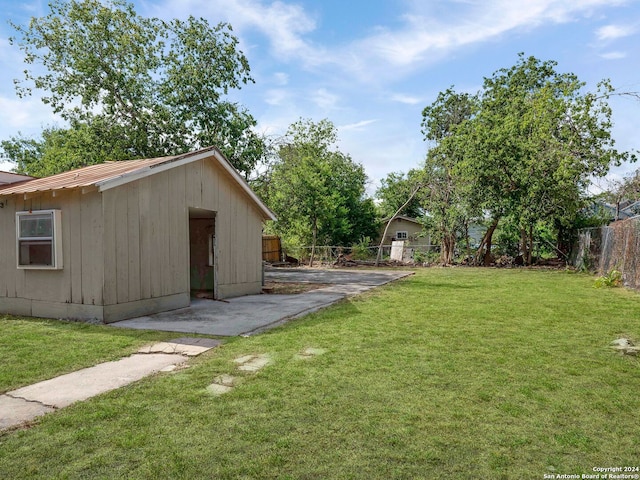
573;217;640;289
276;243;535;266
279;244;442;265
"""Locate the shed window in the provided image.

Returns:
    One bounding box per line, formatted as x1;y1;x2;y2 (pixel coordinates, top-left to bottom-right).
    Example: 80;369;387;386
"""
16;210;63;269
395;231;408;240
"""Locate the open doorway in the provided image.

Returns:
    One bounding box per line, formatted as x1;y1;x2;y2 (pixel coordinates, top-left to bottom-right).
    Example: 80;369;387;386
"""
188;208;217;299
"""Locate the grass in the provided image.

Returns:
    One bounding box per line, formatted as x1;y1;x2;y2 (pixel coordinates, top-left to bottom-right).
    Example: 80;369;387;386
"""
1;268;639;478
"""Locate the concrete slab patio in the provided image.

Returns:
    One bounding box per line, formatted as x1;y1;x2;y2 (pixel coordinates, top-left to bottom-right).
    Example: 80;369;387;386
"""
110;268;412;336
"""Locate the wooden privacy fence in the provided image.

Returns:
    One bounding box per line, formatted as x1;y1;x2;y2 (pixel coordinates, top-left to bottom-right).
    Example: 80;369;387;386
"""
262;235;282;263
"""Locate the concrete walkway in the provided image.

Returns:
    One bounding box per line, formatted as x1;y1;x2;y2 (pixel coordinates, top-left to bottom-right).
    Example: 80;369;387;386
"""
1;269;411;431
110;268;413;336
0;338;220;431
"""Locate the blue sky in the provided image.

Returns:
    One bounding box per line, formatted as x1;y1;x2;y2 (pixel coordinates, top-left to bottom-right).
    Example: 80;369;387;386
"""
0;0;639;195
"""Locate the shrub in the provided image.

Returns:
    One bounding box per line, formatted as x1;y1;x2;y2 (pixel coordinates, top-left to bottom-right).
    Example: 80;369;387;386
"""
594;269;622;288
351;237;373;260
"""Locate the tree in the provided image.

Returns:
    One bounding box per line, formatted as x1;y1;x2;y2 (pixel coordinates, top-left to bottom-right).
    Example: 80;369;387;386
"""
1;119;133;177
261;119;377;266
375;171;423;219
459;54;631;264
420;88;478;264
5;0;262;176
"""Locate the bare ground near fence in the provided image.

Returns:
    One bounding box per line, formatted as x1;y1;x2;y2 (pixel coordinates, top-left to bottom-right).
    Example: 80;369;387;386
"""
277;245;442;266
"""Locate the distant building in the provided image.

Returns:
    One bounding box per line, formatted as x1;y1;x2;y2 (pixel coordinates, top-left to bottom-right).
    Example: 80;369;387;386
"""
379;216;427;245
586;200;636;223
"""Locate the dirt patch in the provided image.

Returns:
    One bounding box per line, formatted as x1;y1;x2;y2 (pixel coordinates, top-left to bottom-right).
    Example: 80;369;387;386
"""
262;281;331;294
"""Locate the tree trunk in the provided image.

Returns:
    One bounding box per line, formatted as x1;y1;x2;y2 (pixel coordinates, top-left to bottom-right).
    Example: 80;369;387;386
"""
463;221;471;264
309;218;317;267
520;227;528;265
555;221;571;258
556;221;565;256
527;224;534;265
520;225;534;265
474;218;499;266
440;232;456;265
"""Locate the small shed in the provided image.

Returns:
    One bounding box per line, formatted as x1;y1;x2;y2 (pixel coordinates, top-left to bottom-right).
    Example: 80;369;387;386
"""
379;215;425;245
0;147;275;323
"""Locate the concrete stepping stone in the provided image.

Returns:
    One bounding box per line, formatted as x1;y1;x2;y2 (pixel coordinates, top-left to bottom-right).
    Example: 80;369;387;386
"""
206;354;271;397
206;374;239;396
138;337;221;356
233;355;256;365
295;347;327;359
234;354;271;372
214;374;238;387
207;383;233;395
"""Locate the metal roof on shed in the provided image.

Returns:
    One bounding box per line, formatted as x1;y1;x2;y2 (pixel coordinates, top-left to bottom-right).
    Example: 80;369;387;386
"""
0;171;34;186
0;156;175;195
0;146;276;221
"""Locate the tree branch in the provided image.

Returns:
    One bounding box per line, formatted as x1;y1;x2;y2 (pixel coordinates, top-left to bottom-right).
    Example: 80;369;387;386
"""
375;183;423;267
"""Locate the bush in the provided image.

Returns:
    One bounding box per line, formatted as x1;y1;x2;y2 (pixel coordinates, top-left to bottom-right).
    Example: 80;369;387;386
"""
413;249;440;264
594;269;622;288
351;237;374;260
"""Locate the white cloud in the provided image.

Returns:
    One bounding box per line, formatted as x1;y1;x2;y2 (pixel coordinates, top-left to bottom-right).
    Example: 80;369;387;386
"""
340;119;377;131
357;1;623;65
391;94;423;105
148;0;631;84
600;51;627;59
0;160;15;172
264;89;288;106
0;96;58;132
312;88;339;110
149;0;327;66
596;24;637;41
273;72;289;86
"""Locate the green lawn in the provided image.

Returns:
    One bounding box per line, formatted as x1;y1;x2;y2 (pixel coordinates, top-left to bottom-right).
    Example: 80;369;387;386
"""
1;268;639;479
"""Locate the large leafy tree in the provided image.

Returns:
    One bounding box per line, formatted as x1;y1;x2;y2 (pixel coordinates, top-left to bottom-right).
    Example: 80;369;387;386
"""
3;0;263;176
459;54;631;264
1;119;133;177
375;171;424;219
261;119;378;265
421;88;478;264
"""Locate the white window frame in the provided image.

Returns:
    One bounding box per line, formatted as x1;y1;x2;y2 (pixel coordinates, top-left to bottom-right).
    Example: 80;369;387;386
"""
16;210;63;270
395;231;408;240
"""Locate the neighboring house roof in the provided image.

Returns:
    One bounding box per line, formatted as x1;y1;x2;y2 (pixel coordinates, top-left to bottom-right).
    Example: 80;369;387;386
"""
620;200;640;218
0;146;276;221
382;215;422;225
589;200;635;221
0;171;34;186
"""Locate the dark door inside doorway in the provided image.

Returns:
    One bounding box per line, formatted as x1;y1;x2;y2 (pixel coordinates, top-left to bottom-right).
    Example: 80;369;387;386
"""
189;209;216;299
